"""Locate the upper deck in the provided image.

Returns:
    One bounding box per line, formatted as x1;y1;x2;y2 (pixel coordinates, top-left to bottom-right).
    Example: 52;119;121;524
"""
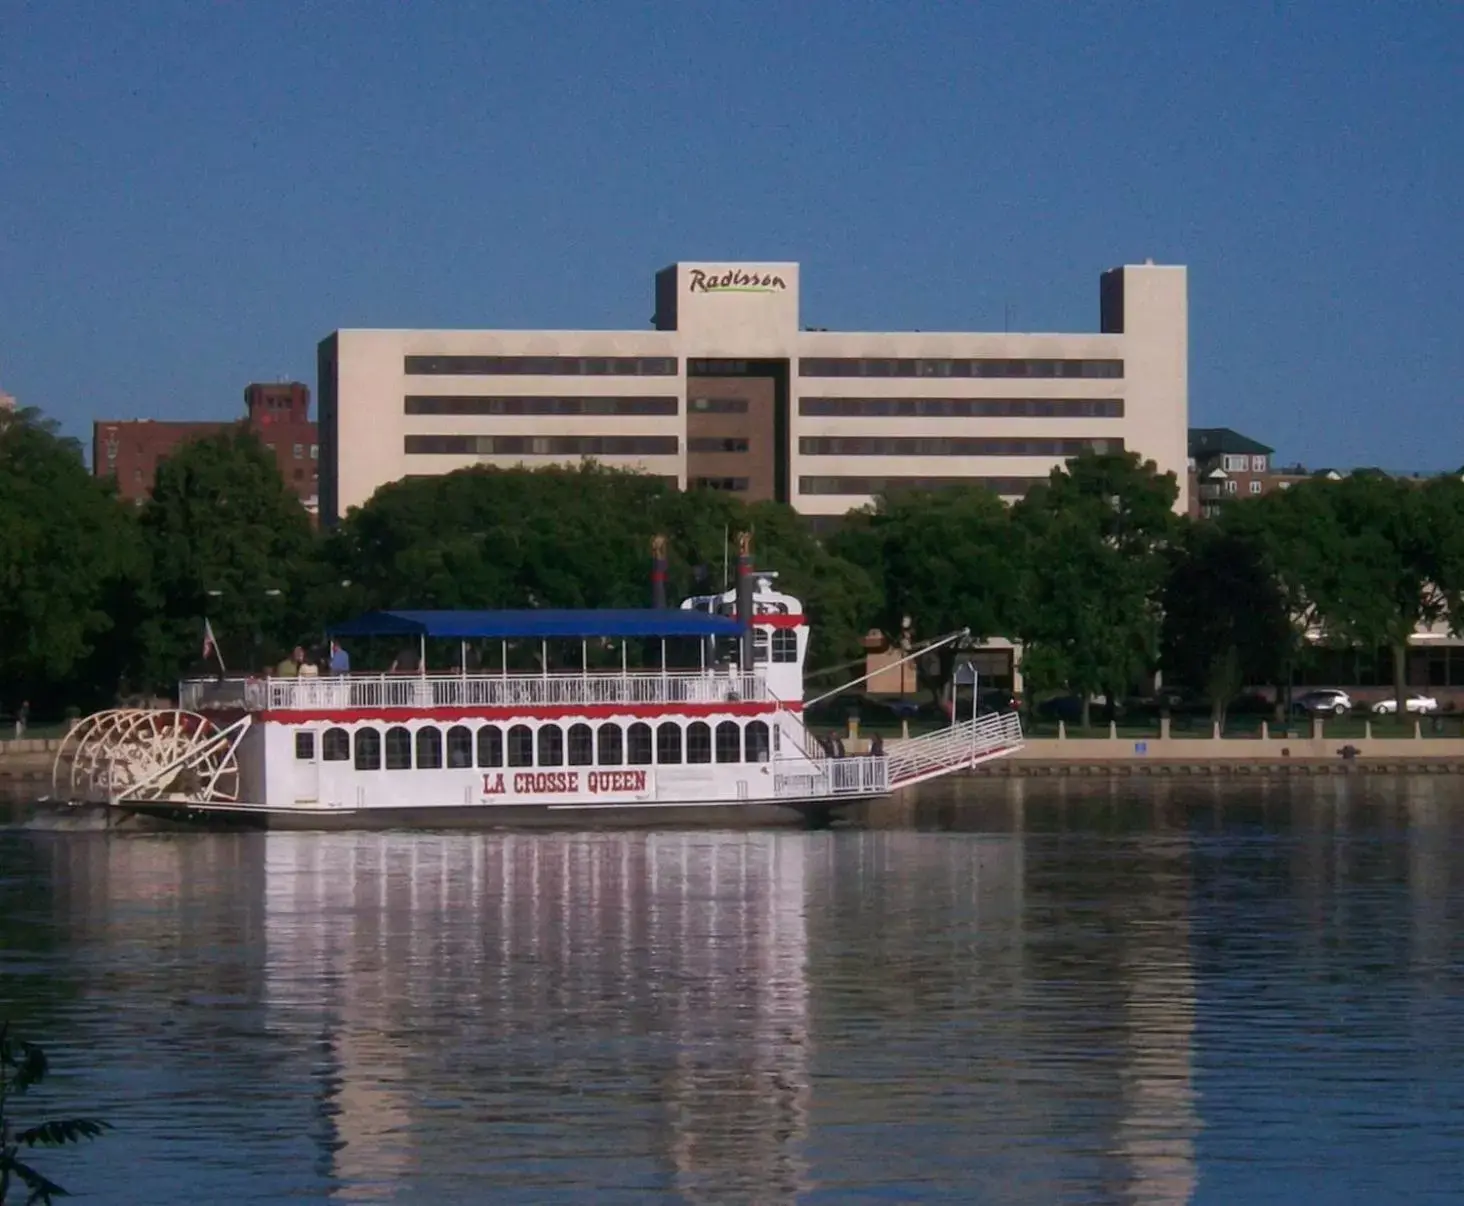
180;669;773;714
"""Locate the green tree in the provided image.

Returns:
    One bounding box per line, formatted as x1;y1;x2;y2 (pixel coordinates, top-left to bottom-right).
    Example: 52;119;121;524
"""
0;408;143;711
0;1025;109;1205
829;485;1022;701
137;429;318;685
1160;523;1289;726
1012;451;1180;728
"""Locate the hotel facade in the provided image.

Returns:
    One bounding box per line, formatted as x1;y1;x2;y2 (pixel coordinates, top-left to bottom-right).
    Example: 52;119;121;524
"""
318;260;1187;525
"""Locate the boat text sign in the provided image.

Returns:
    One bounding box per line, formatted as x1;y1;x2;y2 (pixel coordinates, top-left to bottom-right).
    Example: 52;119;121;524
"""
482;769;654;802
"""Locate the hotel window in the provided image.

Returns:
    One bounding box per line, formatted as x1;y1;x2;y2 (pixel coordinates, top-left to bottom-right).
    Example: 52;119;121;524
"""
798;397;1125;418
405;434;679;456
1252;455;1267;471
798;357;1123;379
1249;480;1263;495
353;728;381;771
477;724;504;768
689;397;749;413
1223;455;1248;471
293;443;303;459
798;437;1121;457
310;445;319;459
404;355;678;376
1225;479;1238;495
687;437;750;453
405;395;679;416
799;475;1046;496
691;476;749;492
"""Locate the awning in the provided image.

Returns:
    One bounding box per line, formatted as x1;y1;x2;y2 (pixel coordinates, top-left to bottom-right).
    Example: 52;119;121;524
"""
328;608;744;640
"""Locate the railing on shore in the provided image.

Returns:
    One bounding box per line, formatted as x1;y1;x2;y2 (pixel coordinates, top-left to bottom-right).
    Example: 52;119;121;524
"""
887;711;1024;787
180;671;769;713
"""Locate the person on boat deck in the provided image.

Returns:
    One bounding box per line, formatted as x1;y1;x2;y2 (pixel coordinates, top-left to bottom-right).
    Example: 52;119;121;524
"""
274;646;307;677
298;648;320;678
329;640;351;674
389;647;419;674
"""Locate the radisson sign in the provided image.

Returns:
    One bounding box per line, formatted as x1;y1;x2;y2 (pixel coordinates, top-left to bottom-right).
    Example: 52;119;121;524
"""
687;268;788;294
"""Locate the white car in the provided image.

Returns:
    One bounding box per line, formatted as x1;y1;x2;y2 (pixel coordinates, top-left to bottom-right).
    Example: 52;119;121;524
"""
1371;694;1439;715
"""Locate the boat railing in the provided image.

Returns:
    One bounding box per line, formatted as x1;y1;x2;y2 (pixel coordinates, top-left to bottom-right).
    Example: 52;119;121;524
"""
774;753;890;799
179;670;769;713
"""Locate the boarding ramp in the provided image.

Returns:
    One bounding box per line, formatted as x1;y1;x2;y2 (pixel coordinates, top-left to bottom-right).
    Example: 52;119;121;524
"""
886;712;1023;789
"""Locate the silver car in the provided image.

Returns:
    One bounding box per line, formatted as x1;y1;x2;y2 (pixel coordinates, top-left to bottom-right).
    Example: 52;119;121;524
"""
1294;689;1353;717
1371;694;1439;715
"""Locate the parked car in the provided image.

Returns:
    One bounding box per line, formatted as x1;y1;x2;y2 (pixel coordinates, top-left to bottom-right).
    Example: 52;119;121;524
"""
1293;689;1353;717
1371;694;1439;715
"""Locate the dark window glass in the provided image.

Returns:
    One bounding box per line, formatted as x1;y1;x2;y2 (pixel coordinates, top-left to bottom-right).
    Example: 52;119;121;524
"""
798;358;1123;379
416;726;443;770
688;359;752;375
537;724;564;767
295;731;316;761
686;721;712;764
655;721;682;765
385;726;412;770
772;629;798;663
405;395;678;416
323;727;350;762
507;725;534;767
690;476;749;492
715;721;741;763
687;436;750;453
597;723;623;766
354;728;381;771
798;436;1121;457
799;476;1045;497
627;723;653;766
404;355;677;376
798;397;1124;418
688;396;749;413
405;434;679;456
477;724;504;768
447;725;474;768
745;721;770;763
568;723;594;766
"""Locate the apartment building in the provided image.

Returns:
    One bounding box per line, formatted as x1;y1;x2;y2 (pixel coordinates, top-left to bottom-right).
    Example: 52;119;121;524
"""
93;382;319;513
319;260;1188;525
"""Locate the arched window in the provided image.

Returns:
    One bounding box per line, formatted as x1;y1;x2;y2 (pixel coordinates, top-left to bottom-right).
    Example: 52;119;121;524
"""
568;723;594;766
477;724;503;768
537;724;564;767
715;721;741;763
507;725;534;767
323;727;350;762
597;723;623;766
686;721;712;764
447;725;473;768
416;725;443;770
656;721;682;765
385;726;412;770
354;727;381;771
772;629;798;663
627;722;653;765
745;720;770;763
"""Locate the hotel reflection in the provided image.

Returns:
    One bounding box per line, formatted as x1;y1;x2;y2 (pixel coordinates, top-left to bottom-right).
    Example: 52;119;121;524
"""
260;831;814;1202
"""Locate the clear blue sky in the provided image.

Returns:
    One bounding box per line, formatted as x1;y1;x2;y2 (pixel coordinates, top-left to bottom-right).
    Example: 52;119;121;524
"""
2;2;1460;470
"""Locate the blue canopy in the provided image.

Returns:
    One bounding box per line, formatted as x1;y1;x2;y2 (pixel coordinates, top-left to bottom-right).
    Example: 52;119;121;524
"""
328;608;744;641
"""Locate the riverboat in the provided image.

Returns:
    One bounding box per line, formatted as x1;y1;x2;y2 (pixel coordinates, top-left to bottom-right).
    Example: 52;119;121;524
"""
53;555;1022;829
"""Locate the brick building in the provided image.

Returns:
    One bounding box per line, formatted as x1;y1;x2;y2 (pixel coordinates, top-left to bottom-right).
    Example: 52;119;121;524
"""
1187;427;1309;519
93;383;318;514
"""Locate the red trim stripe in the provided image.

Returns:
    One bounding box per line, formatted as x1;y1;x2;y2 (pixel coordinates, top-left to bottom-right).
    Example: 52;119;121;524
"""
255;700;799;726
754;614;805;629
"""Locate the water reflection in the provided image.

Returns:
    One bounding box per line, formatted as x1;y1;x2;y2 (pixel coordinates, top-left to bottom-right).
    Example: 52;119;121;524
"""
7;775;1464;1203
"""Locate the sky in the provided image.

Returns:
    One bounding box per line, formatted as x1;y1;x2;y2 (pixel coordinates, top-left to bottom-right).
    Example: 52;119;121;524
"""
2;1;1460;470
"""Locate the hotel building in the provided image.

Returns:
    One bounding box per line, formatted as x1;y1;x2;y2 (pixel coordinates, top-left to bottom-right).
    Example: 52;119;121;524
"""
318;260;1187;525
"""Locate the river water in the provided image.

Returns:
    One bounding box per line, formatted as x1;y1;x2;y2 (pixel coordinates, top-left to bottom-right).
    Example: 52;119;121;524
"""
2;776;1463;1204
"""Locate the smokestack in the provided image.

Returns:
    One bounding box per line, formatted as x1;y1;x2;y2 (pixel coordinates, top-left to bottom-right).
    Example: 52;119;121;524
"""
735;531;754;669
651;534;668;610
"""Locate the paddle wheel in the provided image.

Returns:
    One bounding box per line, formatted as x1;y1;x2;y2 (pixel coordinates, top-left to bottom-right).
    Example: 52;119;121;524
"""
51;709;251;808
